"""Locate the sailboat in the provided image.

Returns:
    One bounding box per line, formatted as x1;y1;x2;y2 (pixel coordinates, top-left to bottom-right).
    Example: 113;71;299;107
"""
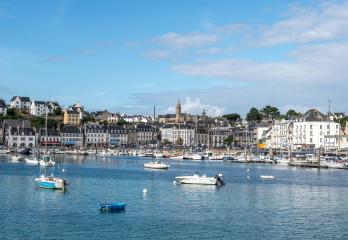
35;110;68;190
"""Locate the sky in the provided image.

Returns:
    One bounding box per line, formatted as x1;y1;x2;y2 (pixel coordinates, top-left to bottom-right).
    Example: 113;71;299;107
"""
0;0;347;117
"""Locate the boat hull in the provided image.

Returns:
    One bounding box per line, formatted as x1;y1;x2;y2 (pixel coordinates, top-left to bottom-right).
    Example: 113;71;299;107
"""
144;162;169;169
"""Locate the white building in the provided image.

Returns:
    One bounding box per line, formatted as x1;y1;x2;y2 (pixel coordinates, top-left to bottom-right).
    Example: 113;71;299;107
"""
109;126;127;146
108;113;121;123
85;124;109;146
160;124;195;146
30;101;49;116
270;120;294;149
10;96;31;110
0;99;7;115
7;128;36;148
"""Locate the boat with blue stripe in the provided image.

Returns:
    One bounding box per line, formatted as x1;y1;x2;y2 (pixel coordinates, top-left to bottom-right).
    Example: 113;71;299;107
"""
99;202;126;212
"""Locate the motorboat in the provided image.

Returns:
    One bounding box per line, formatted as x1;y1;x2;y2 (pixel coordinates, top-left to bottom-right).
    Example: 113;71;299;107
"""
170;155;184;160
144;161;169;169
96;150;112;157
18;147;31;155
275;158;290;166
175;173;224;186
25;157;39;165
11;154;23;162
100;202;126;212
260;175;275;180
0;149;11;154
183;154;202;160
35;175;68;190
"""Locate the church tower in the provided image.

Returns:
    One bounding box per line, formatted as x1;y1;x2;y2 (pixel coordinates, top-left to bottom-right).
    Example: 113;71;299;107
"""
175;100;181;123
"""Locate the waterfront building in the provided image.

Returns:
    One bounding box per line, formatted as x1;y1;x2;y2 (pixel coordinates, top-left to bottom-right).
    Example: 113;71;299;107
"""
2;120;32;147
60;125;83;147
196;128;209;147
160;124;195;146
84;124;109;147
0;99;7;116
270;120;294;149
292;109;339;150
39;128;61;147
10;96;31;110
209;127;232;148
135;124;158;146
63;109;81;125
7;127;36;148
109;125;127;146
0;120;3;145
30;101;49;116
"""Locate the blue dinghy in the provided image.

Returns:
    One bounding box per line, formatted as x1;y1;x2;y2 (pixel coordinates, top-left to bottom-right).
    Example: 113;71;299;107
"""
100;202;126;212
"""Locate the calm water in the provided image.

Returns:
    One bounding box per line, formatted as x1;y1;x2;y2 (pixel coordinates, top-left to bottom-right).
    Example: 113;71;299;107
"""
0;155;348;240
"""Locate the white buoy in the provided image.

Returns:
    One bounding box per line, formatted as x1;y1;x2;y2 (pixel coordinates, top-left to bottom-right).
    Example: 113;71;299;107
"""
247;176;250;179
173;181;176;185
143;188;148;194
62;169;65;173
246;168;250;172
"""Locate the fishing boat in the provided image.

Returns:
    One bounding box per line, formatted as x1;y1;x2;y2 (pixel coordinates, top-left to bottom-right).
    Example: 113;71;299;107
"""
144;161;170;169
99;202;126;212
35;175;68;190
175;173;224;186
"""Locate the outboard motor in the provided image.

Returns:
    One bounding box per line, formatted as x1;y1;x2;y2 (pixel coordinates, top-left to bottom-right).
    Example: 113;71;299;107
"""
216;173;225;186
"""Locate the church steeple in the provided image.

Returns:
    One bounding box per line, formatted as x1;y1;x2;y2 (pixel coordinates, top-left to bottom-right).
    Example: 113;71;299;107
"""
176;100;181;123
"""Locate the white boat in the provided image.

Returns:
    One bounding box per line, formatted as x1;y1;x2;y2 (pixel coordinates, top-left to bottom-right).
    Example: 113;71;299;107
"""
97;150;112;157
275;158;290;166
154;153;164;158
321;161;346;169
0;149;11;154
11;155;23;162
260;175;275;180
25;157;39;165
35;175;67;190
38;155;55;167
144;161;170;169
183;154;202;160
170;155;184;160
175;173;224;186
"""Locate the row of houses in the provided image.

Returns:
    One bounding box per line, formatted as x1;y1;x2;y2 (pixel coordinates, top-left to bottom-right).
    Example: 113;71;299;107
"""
0;96;61;116
262;109;348;151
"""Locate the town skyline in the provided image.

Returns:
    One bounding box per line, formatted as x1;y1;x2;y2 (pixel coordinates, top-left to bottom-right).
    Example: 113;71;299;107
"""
1;1;348;115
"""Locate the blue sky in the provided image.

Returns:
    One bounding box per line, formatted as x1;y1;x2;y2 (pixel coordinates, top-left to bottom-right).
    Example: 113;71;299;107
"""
1;0;347;116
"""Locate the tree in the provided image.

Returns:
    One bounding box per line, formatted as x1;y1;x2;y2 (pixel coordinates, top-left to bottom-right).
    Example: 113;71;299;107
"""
81;115;96;124
223;113;241;123
223;136;234;146
53;107;63;116
286;109;301;120
246;107;262;122
162;139;172;145
260;105;280;120
4;108;25;119
176;137;183;146
116;118;127;126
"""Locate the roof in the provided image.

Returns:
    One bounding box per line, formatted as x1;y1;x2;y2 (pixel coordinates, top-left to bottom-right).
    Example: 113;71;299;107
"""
3;119;32;129
40;128;60;136
10;128;35;135
11;96;31;102
0;99;6;108
60;125;81;133
33;101;46;105
300;109;328;121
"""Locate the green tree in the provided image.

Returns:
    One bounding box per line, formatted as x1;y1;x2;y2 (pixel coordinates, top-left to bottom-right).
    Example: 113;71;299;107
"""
4;108;25;119
223;136;234;146
223;113;241;122
162;139;172;145
81;115;96;124
30;117;45;129
246;107;262;122
116;118;127;126
176;137;183;146
53;107;63;116
285;109;301;120
260;105;280;120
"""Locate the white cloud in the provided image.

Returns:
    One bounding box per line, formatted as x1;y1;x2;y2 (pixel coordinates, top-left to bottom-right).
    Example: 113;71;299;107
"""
173;42;348;85
144;50;170;60
196;47;222;55
259;2;348;46
167;97;225;117
152;32;220;48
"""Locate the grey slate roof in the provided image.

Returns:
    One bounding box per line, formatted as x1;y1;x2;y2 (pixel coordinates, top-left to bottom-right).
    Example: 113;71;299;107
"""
0;99;6;108
301;109;328;121
61;125;81;133
3;119;32;129
11;96;31;102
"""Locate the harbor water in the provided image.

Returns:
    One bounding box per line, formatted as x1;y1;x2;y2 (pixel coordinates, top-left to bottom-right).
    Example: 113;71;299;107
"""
1;155;348;240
